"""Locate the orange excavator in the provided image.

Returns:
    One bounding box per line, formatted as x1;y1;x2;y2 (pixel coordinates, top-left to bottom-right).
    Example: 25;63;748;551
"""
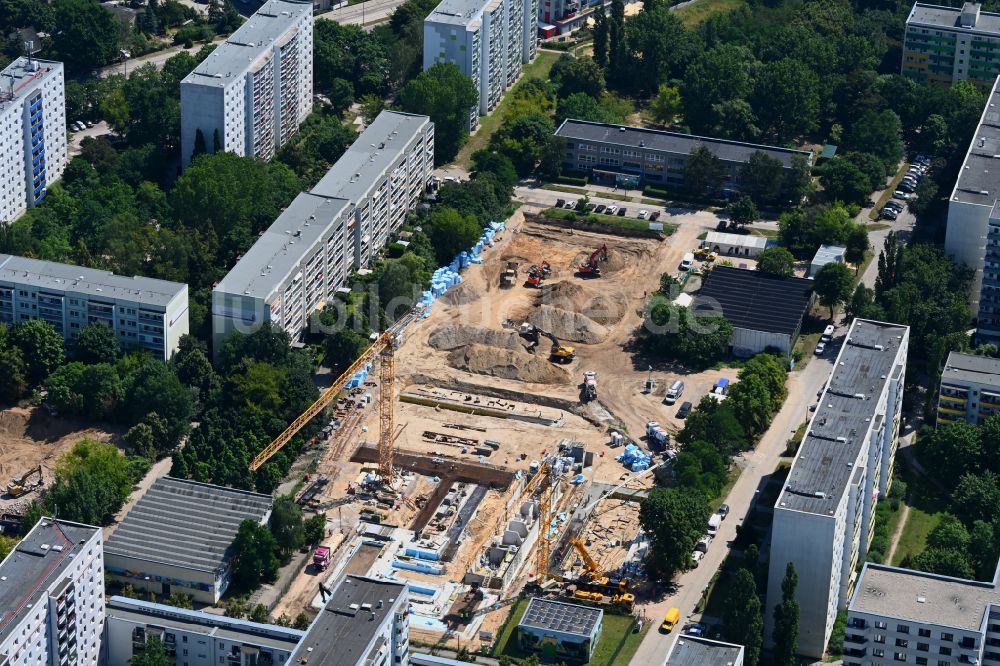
525;260;551;288
577;245;609;278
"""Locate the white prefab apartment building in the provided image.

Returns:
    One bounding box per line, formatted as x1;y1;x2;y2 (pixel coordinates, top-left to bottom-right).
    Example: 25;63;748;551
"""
103;596;304;666
845;561;1000;666
766;319;910;659
0;254;189;361
0;57;67;223
211;111;433;357
423;0;537;130
180;0;313;168
0;518;105;666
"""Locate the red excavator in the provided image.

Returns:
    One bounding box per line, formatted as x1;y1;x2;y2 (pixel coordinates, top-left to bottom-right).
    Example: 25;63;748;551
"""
577;245;609;278
525;260;551;288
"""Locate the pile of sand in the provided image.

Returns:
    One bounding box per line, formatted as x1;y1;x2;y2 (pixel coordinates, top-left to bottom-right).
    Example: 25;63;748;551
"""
539;281;626;326
439;280;482;306
528;305;609;344
429;325;524;352
447;344;570;384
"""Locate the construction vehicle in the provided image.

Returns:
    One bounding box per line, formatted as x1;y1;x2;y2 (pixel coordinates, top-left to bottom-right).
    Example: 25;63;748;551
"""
501;261;519;288
518;324;575;362
570;538;631;594
583;371;597;401
646;421;669;447
525;261;550;288
313;546;331;571
577;244;609;278
6;466;42;498
694;247;719;262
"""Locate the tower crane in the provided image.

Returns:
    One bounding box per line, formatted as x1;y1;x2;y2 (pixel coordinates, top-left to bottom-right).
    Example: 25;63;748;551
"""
248;315;411;482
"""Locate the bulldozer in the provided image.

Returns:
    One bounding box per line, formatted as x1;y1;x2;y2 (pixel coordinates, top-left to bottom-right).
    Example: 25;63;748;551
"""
500;261;519;288
577;245;609;278
6;465;42;498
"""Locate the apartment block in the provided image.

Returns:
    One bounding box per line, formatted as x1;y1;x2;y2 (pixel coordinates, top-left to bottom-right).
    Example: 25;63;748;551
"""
555;119;813;193
946;76;1000;317
903;2;1000;90
0;57;67;223
0;518;105;666
936;351;1000;426
288;575;409;666
765;319;909;659
103;596;304;666
211;111;434;357
845;561;1000;666
423;0;537;130
0;254;189;361
180;0;313;168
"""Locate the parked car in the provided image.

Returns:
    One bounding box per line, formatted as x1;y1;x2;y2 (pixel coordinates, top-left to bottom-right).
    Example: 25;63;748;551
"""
716;219;728;231
638;210;649;219
555;198;566;208
617;207;627;216
677;401;693;419
892;190;909;201
899;182;917;193
885;201;904;212
695;535;712;553
565;200;577;209
822;324;835;342
690;550;705;567
684;623;708;637
650;211;661;221
815;341;827;355
606;205;619;215
718;503;730;519
594;204;606;213
881;209;898;221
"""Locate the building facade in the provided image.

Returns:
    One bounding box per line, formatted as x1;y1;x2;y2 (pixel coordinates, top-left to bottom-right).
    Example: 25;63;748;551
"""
903;2;1000;90
0;254;188;361
765;319;910;659
936;351;1000;426
211;111;434;357
554;119;812;193
0;518;104;666
0;57;67;224
180;0;313;168
845;561;1000;666
423;0;536;130
516;598;603;661
288;575;409;666
103;596;304;666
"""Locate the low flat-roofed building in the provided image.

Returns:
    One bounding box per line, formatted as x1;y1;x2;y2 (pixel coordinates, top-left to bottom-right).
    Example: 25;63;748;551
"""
104;477;273;604
766;319;909;658
0;518;104;666
288;575;409;666
103;595;305;666
693;265;814;356
809;244;846;278
666;636;745;666
937;350;1000;426
702;231;768;259
516;598;603;661
845;561;1000;666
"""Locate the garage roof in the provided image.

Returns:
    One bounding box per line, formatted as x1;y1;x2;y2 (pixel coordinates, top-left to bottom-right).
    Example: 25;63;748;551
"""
694;266;814;337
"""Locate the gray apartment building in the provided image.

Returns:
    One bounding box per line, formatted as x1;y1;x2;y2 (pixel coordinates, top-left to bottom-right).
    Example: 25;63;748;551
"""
845;561;1000;666
0;254;188;361
936;351;1000;426
180;0;313;168
554;120;812;193
766;319;909;659
211;111;434;357
903;2;1000;91
423;0;537;130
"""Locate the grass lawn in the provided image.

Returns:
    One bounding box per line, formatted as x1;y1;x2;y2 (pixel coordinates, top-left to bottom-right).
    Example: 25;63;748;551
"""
749;227;778;239
891;467;950;566
672;0;747;27
542;207;677;234
456;51;561;168
868;163;911;221
540;183;630;202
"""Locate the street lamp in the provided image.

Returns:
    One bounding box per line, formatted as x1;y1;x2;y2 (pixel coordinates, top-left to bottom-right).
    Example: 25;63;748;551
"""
119;49;131;77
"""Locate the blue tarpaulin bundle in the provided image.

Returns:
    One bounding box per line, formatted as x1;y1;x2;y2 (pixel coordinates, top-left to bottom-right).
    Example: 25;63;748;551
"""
616;444;652;471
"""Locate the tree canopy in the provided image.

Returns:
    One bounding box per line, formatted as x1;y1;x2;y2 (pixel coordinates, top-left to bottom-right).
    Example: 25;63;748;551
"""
400;62;478;164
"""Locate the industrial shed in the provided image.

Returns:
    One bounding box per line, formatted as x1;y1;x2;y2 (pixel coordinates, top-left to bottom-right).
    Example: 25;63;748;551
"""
702;231;768;258
517;598;603;661
809;244;846;277
104;477;273;604
694;266;814;357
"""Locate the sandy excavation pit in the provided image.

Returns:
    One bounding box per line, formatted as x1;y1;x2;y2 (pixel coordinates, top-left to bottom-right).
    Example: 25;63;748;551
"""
446;343;571;383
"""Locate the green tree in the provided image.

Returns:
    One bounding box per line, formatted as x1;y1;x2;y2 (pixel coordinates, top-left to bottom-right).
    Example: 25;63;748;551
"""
293;612;312;630
126;362;194;443
649;84;682;126
911;547;975;579
304;514;326;545
639;487;711;579
683;146;728;198
400;62;478;164
556;93;623;125
953;471;1000;525
845;224;869;272
10;319;64;384
739;151;785;206
727;196;758;230
470;150;518;189
50;0;121;71
46;439;132;525
771;562;799;666
681;44;756;136
927;514;971;551
818;157;872;205
591;9;608;69
131;636;173;666
425;207;481;265
921;422;982;486
270;496;305;556
550;55;605;100
814;262;854;319
231;519;280;589
490;113;556;177
848;110;904;173
846;284;878;322
164;593;194;609
250;604;269;623
324;329;369;373
722;569;762;666
751;58;819;141
0;347;28;402
72;324;120;364
755;247;796;278
620;6;692;93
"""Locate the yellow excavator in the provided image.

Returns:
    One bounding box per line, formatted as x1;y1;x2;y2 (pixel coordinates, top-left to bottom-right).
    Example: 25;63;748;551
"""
6;465;42;498
570;538;634;610
518;324;576;363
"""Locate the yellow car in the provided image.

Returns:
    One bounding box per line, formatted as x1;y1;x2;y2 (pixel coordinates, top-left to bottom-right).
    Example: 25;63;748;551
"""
661;607;680;632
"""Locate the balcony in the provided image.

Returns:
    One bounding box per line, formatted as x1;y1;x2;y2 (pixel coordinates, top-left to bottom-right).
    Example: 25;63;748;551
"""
845;634;868;645
938;404;965;415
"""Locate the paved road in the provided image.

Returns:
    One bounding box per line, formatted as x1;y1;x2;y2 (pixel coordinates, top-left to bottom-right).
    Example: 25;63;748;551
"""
95;38;225;78
68;121;110;157
315;0;407;28
629;352;836;665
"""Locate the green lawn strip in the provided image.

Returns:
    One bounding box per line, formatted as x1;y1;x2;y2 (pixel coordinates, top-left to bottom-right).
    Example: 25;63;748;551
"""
456;51;561;168
542;207;677;234
539;183;630;201
491;598;530;658
868;163;910;221
748;227;778;239
672;0;747;28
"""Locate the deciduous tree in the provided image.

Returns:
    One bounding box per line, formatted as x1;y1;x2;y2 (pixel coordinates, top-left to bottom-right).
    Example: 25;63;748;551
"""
771;562;799;666
755;247;796;278
639;488;711;579
400;62;478;164
814;262;854;319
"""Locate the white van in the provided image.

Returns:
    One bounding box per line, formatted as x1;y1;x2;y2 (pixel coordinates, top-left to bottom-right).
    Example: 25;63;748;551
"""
708;513;722;536
680;253;695;271
664;380;684;405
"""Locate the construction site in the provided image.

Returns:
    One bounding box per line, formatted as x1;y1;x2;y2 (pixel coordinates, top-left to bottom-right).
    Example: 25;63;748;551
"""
263;209;736;650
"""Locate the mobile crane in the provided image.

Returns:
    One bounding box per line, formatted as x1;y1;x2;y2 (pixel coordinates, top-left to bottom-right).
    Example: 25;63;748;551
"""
569;538;634;610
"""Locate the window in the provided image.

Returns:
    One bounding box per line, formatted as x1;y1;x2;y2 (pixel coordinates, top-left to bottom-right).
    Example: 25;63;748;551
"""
941;633;954;642
939;646;952;655
895;653;907;662
898;625;910;634
918;643;929;652
897;639;909;648
919;629;932;638
876;634;886;644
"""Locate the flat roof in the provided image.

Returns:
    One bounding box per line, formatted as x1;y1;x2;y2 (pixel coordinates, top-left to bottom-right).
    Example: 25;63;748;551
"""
851;562;1000;632
0;57;61;115
941;350;1000;389
704;231;768;249
425;0;490;26
812;244;846;264
312;111;431;203
106;596;305;650
667;636;745;666
0;254;186;308
555;119;812;167
288;575;406;666
907;2;1000;35
777;319;909;515
950;75;1000;207
0;518;100;645
693;266;813;336
182;0;311;87
104;477;272;574
518;597;602;637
